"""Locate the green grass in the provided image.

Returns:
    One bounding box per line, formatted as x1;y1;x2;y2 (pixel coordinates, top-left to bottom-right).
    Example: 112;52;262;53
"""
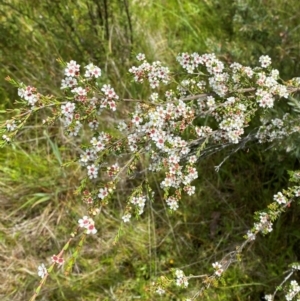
0;133;298;300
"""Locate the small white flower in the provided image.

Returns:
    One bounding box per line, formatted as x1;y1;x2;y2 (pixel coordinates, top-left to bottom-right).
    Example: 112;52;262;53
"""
264;294;273;301
166;197;179;211
98;187;109;199
136;53;145;61
150;92;159;101
37;263;48;278
292;264;300;271
61;102;75;117
206;96;215;107
78;216;97;234
86;223;97;235
6;120;17;131
84;63;101;78
122;213;131;223
259;55;272;68
88;120;99;129
78;216;92;228
117;121;127;131
246;230;256;241
155;286;165;295
71;86;87;96
273;192;287;205
188;155;197;164
2;135;10;142
212;262;223;276
87;164;99;179
65;60;80;77
175;269;184;278
174;269;189;288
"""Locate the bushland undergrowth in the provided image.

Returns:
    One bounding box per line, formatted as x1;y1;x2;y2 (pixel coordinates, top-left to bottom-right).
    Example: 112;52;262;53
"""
1;1;300;301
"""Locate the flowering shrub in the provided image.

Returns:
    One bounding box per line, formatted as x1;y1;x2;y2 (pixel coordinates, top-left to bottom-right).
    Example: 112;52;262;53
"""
1;52;300;300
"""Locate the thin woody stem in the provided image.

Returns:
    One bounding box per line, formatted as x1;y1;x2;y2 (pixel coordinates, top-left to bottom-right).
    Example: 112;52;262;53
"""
29;237;74;300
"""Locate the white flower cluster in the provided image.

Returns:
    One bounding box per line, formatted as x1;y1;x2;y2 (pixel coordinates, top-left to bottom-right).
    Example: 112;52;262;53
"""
100;84;118;111
256;114;299;144
195;125;213;138
5;120;17;132
60;60;118;136
60;101;83;136
79;133;111;174
174;269;188;288
129;54;170;89
12;53;296;239
121;51;293;213
2;135;10;142
78;216;97;234
166;196;179;211
177;52;224;74
177;53;289;145
155;286;165;295
122;213;131;223
64;60;80;77
61;76;78;89
18;85;39;106
292;264;300;271
212;262;223;277
253;212;273;234
90;133;110;152
125;101;198;205
61;101;75;118
285;280;300;301
264;294;273;301
259;55;272;68
130;195;147;215
84;63;101;78
246;230;256;241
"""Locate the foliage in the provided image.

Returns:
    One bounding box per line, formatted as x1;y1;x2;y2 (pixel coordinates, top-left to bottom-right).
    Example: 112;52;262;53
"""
207;0;300;79
1;1;300;301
